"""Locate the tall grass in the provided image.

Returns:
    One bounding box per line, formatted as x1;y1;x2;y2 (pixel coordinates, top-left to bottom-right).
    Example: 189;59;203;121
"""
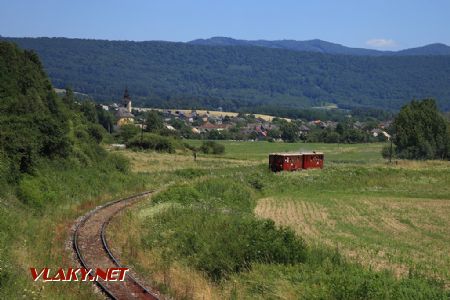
143;207;307;282
110;161;450;299
0;152;155;299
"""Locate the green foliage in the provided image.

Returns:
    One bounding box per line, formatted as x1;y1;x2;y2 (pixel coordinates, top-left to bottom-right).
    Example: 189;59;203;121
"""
79;101;98;123
108;152;131;173
0;42;71;176
199;141;225;154
0;152;10;192
144;208;307;282
153;177;255;212
142;165;450;297
392;99;450;160
0;41;132;212
16;154;132;211
280;122;299;142
118;124;140;143
87;123;106;143
17;174;46;209
96;106;114;133
172;168;208;179
6;37;450;111
147;175;305;282
144;110;164;132
126;133;175;153
381;143;396;160
240;247;448;299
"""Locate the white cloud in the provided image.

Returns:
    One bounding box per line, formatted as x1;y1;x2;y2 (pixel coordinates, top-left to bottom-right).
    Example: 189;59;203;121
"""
366;38;397;48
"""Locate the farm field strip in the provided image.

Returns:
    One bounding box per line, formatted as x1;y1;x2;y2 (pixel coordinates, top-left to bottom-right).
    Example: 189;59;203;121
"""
255;195;450;281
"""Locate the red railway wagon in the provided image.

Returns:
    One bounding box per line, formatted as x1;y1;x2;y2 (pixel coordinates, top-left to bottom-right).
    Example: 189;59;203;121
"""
269;153;303;172
269;152;324;172
301;152;324;169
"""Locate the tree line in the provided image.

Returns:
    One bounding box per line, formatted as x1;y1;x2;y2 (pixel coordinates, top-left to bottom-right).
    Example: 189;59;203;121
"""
5;37;450;112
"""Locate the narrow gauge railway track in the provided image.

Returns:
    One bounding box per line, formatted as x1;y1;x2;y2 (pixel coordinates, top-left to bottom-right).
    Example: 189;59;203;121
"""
73;191;160;300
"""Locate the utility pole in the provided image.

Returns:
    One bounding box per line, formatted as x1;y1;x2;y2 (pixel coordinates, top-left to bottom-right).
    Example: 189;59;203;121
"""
389;137;393;163
140;118;144;148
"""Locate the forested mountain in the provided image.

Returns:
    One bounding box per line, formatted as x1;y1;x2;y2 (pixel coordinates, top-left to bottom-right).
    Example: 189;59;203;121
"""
190;37;385;56
3;37;450;111
189;37;450;56
395;43;450;56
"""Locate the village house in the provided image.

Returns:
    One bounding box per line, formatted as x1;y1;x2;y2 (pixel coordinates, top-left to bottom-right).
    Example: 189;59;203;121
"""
298;124;311;136
196;121;229;133
371;128;391;140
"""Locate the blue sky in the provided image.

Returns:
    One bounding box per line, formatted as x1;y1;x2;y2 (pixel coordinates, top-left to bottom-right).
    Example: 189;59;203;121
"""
1;0;449;50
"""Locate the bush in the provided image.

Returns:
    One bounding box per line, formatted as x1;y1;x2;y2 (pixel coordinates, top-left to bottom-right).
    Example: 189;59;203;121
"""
153;185;201;206
144;208;307;282
118;124;140;143
381;144;396;160
108;152;130;173
18;175;47;209
126;133;175;153
200;141;225;154
87;124;105;143
173;168;207;179
153;177;255;212
0;152;12;188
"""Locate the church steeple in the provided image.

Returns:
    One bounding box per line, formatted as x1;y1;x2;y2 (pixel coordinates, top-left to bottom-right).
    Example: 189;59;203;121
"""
122;86;132;113
123;86;130;100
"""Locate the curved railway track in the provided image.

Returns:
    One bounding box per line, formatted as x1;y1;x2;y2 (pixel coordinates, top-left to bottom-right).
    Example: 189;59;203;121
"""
73;191;160;300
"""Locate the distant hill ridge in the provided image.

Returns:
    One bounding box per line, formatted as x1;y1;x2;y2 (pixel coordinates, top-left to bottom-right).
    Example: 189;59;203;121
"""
2;36;450;111
189;37;450;56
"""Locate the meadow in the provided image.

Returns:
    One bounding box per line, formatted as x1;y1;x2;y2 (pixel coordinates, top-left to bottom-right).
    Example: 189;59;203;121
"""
107;141;450;299
2;140;448;299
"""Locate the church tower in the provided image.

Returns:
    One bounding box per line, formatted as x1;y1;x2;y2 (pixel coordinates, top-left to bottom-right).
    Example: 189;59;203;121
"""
123;87;132;113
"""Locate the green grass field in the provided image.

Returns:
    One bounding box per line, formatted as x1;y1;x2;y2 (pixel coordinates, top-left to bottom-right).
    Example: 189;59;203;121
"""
186;140;385;163
3;140;447;299
107;141;450;299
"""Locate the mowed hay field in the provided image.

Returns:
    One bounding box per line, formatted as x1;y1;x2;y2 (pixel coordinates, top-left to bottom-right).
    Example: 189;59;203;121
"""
108;142;450;299
253;157;450;283
255;195;450;279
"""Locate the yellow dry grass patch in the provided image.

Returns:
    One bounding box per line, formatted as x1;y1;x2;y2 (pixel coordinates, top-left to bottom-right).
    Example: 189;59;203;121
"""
151;108;291;122
119;150;255;173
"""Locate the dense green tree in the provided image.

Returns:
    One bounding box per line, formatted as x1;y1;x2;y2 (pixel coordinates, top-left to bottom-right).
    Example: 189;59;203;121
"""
0;42;71;176
96;107;114;133
80;101;98;123
118;124;140;143
62;87;75;109
144;110;164;132
268;128;281;139
0;41;114;180
391;99;450;160
206;130;222;140
280;122;299;142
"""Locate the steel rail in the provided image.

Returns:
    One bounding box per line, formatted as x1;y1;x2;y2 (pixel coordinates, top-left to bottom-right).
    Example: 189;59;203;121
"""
73;191;159;300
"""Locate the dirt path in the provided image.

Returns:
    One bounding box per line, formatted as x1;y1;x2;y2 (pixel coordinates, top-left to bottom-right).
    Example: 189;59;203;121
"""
73;192;161;300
